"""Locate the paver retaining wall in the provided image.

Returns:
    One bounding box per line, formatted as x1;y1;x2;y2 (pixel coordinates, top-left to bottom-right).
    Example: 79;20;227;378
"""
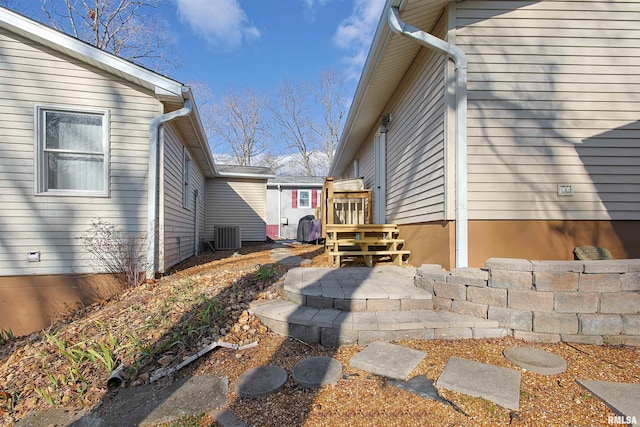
415;258;640;346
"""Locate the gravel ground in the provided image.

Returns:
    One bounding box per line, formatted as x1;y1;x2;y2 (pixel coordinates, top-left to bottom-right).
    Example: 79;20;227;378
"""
1;242;639;426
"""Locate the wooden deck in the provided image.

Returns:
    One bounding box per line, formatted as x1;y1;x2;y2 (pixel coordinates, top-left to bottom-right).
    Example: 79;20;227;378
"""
325;224;410;267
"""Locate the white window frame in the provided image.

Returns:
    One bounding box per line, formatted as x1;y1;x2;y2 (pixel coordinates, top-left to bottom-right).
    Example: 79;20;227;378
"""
298;189;311;208
34;105;109;197
183;147;193;209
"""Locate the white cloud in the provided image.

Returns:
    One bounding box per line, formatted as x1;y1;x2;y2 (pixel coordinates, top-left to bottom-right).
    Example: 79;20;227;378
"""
333;0;386;79
176;0;260;51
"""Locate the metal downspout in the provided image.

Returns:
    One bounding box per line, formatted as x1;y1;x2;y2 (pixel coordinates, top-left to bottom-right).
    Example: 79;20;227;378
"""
277;184;282;238
147;88;193;278
388;6;468;268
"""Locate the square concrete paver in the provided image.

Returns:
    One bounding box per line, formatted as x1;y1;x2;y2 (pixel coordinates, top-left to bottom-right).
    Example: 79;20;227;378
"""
578;380;640;426
349;342;426;380
436;357;521;411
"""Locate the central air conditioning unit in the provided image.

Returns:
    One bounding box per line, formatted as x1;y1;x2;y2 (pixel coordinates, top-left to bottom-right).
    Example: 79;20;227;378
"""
213;226;241;250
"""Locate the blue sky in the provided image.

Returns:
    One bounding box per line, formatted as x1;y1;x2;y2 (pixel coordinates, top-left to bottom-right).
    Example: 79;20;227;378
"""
13;0;386;96
158;0;386;97
9;0;387;171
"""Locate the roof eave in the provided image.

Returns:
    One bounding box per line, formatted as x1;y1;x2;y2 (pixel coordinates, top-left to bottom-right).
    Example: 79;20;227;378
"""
216;171;276;180
0;6;184;98
329;0;401;177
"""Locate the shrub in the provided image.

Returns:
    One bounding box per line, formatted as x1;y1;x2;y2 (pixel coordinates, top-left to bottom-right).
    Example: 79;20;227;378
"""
78;219;148;289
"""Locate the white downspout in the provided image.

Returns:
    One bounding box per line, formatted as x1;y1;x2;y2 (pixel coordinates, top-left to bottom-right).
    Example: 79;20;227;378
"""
194;189;200;256
147;87;193;278
388;6;468;268
277;184;282;238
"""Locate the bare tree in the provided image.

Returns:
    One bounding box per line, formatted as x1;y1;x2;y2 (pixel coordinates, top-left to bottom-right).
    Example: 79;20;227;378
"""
255;153;283;174
272;78;318;176
315;68;347;168
211;88;269;166
188;81;219;152
41;0;176;72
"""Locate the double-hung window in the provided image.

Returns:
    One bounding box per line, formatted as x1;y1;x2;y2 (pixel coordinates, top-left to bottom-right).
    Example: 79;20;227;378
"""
298;189;311;208
35;106;109;196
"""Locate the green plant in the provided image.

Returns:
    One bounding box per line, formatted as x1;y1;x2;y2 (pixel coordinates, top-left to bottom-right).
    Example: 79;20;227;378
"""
256;264;275;279
197;295;223;325
0;328;13;346
34;386;58;406
87;341;117;373
78;218;149;289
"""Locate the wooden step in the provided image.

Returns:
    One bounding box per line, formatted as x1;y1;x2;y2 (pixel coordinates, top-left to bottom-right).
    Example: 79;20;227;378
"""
328;250;411;267
326;238;405;245
325;224;400;233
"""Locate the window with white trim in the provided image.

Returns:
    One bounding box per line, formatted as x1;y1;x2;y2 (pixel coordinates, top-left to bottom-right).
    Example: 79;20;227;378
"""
298;189;311;208
35;106;109;196
183;147;193;209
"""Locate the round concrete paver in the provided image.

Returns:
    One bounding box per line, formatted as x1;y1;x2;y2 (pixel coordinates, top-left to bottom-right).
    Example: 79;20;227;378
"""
235;365;288;398
503;347;567;375
292;356;343;389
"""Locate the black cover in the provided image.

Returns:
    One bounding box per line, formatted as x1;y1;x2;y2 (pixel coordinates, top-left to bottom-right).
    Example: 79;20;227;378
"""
297;215;315;242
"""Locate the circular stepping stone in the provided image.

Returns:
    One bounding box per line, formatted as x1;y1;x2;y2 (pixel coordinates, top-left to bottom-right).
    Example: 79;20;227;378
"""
292;356;343;389
503;347;567;375
235;365;288;398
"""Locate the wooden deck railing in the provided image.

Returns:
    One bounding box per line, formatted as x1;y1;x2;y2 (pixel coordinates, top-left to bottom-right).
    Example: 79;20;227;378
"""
320;177;410;267
320;177;372;238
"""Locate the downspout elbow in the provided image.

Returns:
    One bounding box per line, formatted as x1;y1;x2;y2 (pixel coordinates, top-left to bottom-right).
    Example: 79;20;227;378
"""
387;5;468;268
389;7;467;69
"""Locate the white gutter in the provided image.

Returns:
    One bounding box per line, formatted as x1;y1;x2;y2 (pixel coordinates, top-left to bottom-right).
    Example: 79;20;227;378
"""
146;87;194;278
216;171;276;179
388;6;468;268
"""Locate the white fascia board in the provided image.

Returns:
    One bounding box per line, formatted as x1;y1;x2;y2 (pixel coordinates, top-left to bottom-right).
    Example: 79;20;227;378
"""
329;0;396;177
0;7;183;98
216;172;276;180
267;183;324;188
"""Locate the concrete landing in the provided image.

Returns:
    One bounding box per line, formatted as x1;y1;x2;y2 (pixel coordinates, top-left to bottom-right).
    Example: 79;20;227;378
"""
436;357;521;411
283;266;432;311
349;342;427;380
578;380;640;426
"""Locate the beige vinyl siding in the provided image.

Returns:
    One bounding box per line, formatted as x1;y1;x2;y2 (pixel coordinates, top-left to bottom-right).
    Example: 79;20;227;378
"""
205;178;267;242
160;125;205;272
351;137;375;189
456;0;640;221
0;28;159;276
384;13;447;225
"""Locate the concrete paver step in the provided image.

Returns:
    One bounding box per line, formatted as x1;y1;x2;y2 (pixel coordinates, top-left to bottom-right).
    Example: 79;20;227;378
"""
577;380;640;425
437;356;522;411
250;299;502;346
282;266;433;312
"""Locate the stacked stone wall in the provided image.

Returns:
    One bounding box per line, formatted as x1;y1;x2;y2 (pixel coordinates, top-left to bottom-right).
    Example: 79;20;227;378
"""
415;258;640;346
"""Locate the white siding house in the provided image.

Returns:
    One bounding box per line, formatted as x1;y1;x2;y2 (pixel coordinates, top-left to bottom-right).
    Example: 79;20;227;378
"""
205;166;274;243
331;0;640;269
0;7;271;335
266;176;324;240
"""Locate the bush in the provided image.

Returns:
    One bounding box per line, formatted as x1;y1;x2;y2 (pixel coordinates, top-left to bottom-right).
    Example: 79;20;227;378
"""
78;219;148;289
